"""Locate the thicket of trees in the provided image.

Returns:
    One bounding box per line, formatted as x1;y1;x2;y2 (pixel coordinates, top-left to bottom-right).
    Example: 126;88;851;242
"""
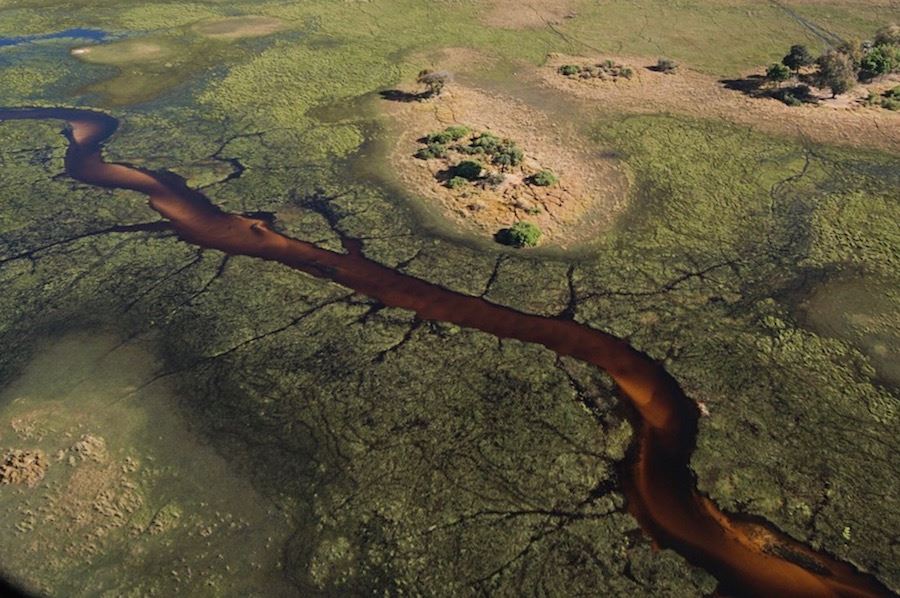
766;23;900;99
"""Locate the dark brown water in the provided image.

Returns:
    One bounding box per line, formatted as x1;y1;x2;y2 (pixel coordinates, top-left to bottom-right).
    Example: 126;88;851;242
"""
0;107;893;598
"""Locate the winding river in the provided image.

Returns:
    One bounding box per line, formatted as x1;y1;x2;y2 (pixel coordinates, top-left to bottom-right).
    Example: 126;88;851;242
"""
0;107;893;598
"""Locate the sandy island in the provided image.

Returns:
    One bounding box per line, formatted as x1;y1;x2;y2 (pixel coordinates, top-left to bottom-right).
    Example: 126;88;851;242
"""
382;83;629;248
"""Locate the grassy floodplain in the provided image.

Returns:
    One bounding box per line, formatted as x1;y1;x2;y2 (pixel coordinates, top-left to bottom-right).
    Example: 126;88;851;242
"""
1;0;899;595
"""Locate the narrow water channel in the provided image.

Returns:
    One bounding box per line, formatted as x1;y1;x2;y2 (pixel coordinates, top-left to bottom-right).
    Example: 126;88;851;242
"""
0;107;893;598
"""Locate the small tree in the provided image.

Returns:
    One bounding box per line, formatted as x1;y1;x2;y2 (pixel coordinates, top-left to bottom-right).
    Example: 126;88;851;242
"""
766;63;791;86
417;69;449;98
836;38;865;67
655;57;677;73
817;51;857;97
782;44;813;73
559;64;581;76
860;44;900;78
496;222;542;248
453;160;482;180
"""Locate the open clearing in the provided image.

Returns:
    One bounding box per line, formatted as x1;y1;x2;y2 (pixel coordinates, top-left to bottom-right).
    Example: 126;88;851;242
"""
540;54;900;152
191;15;286;39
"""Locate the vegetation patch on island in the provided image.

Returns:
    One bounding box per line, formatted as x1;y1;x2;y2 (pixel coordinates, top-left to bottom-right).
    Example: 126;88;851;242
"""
414;125;561;246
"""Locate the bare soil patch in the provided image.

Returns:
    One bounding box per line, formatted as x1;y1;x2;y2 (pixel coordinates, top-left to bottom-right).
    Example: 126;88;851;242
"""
541;54;900;153
191;16;286;39
71;39;176;64
382;83;628;248
480;0;579;30
0;449;48;487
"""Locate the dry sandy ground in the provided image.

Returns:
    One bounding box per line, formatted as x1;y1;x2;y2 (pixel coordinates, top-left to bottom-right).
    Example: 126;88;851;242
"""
382;83;628;248
540;54;900;153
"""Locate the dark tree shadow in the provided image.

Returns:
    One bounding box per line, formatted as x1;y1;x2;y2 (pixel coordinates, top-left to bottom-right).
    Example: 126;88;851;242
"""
720;74;818;105
721;74;767;95
379;89;431;103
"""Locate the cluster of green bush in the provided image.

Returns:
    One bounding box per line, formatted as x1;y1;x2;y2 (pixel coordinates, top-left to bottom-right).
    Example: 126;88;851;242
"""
415;125;471;160
867;85;900;111
413;126;558;192
559;60;634;81
415;127;523;169
461;132;524;167
765;24;900;102
495;222;542;248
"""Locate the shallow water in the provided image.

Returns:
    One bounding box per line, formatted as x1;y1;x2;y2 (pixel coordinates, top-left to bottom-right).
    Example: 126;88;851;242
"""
800;276;900;387
0;28;107;48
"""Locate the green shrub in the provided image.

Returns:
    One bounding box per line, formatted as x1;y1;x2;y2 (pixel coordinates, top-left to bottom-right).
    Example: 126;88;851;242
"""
496;222;542;248
446;176;468;189
886;85;900;99
620;67;634;79
453;160;482;180
559;64;581;76
471;132;501;152
766;63;791;84
484;173;506;187
426;131;453;144
492;142;524;167
656;58;677;73
882;97;900;111
782;44;814;72
781;93;802;107
457;144;485;155
467;133;523;167
525;206;542;215
415;143;447;160
860;44;900;78
444;125;470;140
530;170;558;186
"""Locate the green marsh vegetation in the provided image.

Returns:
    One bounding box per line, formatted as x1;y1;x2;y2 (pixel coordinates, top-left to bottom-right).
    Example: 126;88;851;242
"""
1;0;900;595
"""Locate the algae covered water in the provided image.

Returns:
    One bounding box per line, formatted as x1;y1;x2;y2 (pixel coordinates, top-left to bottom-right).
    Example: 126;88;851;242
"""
0;330;294;596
